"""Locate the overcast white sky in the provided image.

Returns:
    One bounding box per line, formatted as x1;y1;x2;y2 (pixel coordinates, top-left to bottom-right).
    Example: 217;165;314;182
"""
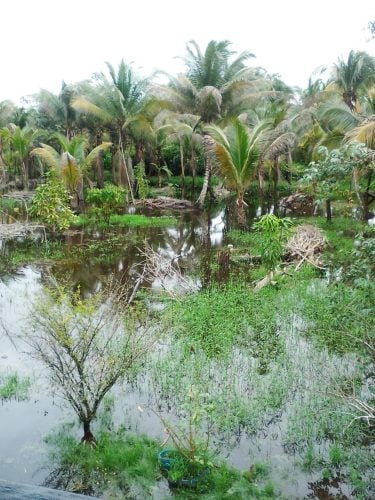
1;0;374;103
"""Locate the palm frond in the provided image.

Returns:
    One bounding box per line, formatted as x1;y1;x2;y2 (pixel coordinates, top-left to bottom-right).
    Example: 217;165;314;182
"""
72;96;113;123
319;102;360;131
346;118;375;149
60;152;81;191
83;142;112;171
31;144;60;168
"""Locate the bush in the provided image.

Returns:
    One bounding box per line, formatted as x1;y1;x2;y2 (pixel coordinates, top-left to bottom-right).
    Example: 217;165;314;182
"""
30;171;77;231
85;183;126;223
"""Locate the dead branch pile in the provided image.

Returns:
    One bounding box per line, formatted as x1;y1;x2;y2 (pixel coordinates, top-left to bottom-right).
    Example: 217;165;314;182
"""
0;222;46;240
138;243;200;298
133;197;196;210
285;224;325;270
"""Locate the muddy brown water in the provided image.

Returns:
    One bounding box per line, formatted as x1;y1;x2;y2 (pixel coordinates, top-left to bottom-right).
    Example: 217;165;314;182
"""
0;205;369;499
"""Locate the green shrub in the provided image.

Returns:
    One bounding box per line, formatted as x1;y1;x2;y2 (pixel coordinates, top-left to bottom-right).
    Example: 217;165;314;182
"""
85;183;126;223
30;171;77;231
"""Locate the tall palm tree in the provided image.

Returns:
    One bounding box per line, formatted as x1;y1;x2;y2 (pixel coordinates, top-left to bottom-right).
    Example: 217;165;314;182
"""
73;60;149;200
327;50;375;111
206;118;267;224
34;82;77;138
153;40;273;206
31;133;111;209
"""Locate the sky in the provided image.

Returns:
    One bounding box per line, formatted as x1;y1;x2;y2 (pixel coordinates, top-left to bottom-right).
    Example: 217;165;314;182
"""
1;0;374;104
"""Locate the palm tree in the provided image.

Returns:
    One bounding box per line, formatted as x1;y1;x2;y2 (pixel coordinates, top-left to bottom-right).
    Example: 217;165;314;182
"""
249;100;296;196
31;133;111;209
34;82;77;138
327;50;375;111
0;124;40;188
313;85;375;219
206;118;266;225
155;111;201;189
72;60;149;200
153;40;273;206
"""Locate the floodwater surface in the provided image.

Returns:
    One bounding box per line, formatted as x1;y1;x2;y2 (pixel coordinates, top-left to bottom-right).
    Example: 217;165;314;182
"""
0;206;373;499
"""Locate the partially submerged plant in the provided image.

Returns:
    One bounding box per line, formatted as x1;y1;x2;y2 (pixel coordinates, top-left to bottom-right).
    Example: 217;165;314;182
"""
253;214;292;289
144;385;216;484
26;275;157;443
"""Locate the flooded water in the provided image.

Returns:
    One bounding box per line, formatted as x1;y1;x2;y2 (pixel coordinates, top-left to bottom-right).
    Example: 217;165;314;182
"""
0;205;373;499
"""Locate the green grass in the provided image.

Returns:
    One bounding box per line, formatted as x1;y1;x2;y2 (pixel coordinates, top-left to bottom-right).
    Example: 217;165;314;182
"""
0;372;30;400
226;229;265;256
287;279;374;355
148;175;220;190
45;424;276;498
74;213;177;228
165;282;281;361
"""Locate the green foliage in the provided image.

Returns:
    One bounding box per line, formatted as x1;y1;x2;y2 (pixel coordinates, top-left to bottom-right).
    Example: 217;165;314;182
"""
75;213;176;228
45;425;160;496
293;281;375;354
304;143;372;202
0;197;24;220
253;214;293;271
226;228;265;255
29;171;77;230
45;423;275;498
207;119;262;207
154;385;215;483
148;175;220;190
134;163;150;199
345;228;375;284
0;372;30;401
166;282;281;363
85;183;126;223
329;444;344;466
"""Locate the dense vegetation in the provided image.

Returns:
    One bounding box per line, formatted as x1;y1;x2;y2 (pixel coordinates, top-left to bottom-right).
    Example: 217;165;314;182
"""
0;39;374;498
0;41;374;221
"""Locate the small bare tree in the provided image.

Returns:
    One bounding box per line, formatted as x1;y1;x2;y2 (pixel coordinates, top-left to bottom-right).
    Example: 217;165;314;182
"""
26;276;156;443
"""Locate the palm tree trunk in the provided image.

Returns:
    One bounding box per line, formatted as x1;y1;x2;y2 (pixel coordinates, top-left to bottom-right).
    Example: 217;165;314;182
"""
191;147;196;190
326;199;332;222
21;159;28;189
196;134;214;207
118;135;134;202
236;193;247;227
179;139;185;191
258;166;265;196
95;131;104;188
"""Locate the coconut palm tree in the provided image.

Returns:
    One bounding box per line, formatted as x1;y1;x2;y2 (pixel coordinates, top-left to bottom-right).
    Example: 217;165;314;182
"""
327;50;375;111
311;85;375;219
249;100;296;196
34;82;77;139
0;124;41;188
31;133;111;209
155;111;201;189
72;60;149;200
152;40;274;206
206;118;268;225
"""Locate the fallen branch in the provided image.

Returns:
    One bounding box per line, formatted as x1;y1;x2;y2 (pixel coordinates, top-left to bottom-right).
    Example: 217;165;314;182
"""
285;224;326;270
133;197;196;210
0;222;46;241
137;243;199;298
